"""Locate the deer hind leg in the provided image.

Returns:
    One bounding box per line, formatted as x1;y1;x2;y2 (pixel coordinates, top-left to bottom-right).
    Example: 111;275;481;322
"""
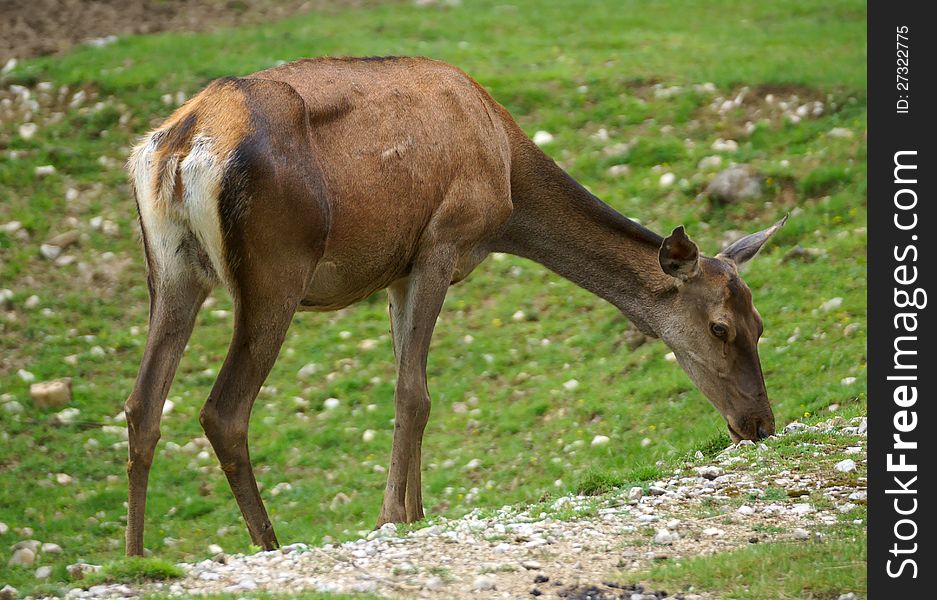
198;283;301;550
125;241;210;556
377;247;458;526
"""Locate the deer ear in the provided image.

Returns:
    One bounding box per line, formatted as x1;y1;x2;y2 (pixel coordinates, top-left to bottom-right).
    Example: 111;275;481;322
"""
659;225;700;281
717;215;788;266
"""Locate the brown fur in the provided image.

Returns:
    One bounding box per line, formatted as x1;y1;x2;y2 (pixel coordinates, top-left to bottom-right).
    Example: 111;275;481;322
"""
123;57;784;555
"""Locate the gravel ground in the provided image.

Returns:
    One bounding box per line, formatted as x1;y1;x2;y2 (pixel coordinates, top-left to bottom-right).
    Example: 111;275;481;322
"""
59;416;866;600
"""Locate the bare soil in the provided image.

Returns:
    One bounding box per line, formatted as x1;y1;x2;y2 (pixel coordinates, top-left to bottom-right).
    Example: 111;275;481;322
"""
1;0;390;62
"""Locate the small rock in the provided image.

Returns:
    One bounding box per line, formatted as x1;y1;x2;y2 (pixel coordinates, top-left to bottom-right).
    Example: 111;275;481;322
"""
67;562;102;580
659;172;676;187
819;297;843;312
792;528;810;540
41;542;62;554
834;459;856;473
840;377;857;386
695;466;723;480
473;574;497;591
653;528;679;544
791;503;814;515
425;576;444;590
46;230;80;250
18;123;37;140
711;138;738;152
563;379;579;391
591;435;610;447
35;565;53;579
0;585;18;600
323;397;340;410
702;527;725;537
737;505;754;515
8;547;35;567
362;429;376;442
30;378;72;409
843;323;861;336
329;492;351;511
828;128;854;139
522;560;542;570
23;295;40;310
297;363;319;379
628;486;643;502
706;166;761;204
0;522;8;535
533;131;554;146
34;165;56;177
608;164;630;177
207;543;223;555
269;482;292;496
697;155;723;170
39;244;62;260
56;473;73;485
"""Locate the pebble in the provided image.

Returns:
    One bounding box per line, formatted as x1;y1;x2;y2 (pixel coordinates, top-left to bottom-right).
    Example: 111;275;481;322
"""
628;487;643;501
834;459;856;473
828;128;854;138
0;586;18;600
840;377;856;386
792;528;810;540
532;131;554;146
659;172;676;187
706;166;762;204
562;379;579;391
323;397;340;410
702;527;725;537
736;505;754;515
41;542;62;554
35;565;53;579
362;429;376;443
30;378;73;409
0;522;8;534
652;529;679;544
838;593;857;600
819;297;843;312
8;547;35;567
473;574;497;590
591;435;610;447
34;165;56;176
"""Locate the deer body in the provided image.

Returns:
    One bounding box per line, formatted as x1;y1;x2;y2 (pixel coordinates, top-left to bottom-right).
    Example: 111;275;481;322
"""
125;57;783;555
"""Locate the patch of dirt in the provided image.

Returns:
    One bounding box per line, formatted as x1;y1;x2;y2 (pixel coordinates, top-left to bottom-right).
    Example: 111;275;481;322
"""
1;0;394;63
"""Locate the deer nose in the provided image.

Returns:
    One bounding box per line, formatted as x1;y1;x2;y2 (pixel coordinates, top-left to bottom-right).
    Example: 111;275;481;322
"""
757;422;774;440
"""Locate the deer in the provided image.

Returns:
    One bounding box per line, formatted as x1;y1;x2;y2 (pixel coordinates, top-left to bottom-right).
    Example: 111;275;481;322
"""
123;56;786;556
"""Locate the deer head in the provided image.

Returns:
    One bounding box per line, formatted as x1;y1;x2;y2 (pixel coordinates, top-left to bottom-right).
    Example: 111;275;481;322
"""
656;216;787;442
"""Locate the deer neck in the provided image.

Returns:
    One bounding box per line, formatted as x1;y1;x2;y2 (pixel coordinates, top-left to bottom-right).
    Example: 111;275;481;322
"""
493;139;675;337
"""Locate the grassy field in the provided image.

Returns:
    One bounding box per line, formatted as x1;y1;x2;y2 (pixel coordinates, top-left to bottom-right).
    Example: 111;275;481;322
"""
1;0;866;597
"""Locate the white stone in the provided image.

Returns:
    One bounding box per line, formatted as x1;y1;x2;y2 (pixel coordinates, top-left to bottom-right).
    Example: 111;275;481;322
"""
532;131;554;146
834;459;856;473
473;575;496;590
41;542;62;554
362;429;376;443
702;527;724;537
819;297;843;312
653;528;679;544
840;377;857;386
792;528;810;540
18;123;37;140
664;352;676;362
659;172;676;187
736;504;754;515
562;379;579;391
591;435;610;447
34;165;56;176
270;482;292;496
628;487;643;501
323;397;340;410
828;127;853;138
56;472;73;485
35;565;53;579
8;547;35;567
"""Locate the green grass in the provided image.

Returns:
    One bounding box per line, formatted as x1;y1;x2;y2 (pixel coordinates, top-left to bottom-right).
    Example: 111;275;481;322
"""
633;536;866;599
1;0;865;596
80;557;184;587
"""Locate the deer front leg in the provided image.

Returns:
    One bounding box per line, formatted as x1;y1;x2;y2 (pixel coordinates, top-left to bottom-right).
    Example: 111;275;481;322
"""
125;278;207;556
377;250;455;526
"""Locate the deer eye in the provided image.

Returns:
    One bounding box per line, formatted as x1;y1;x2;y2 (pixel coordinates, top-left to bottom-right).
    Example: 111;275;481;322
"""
710;323;728;338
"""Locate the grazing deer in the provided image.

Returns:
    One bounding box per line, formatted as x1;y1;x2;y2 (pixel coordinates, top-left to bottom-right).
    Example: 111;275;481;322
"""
124;56;785;555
